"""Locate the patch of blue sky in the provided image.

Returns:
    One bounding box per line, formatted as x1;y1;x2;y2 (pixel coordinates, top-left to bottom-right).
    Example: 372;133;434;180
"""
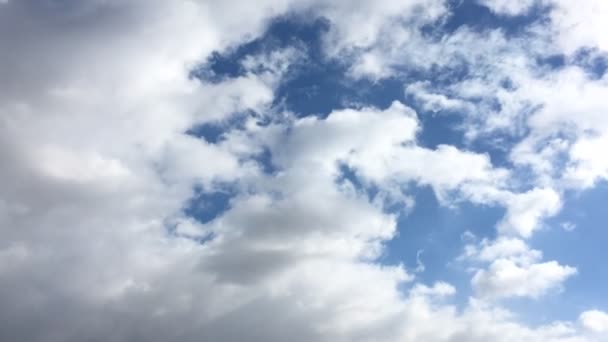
252;146;280;175
186;111;250;143
338;163;504;309
164;188;229;244
335;164;371;196
183;186;234;225
572;48;608;79
536;54;567;71
385;186;504;304
536;48;608;80
439;0;550;36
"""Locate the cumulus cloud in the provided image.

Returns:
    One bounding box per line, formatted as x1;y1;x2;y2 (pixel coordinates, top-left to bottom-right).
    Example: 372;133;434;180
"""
472;258;576;299
340;0;608;194
1;1;606;342
580;310;608;334
464;237;541;264
550;1;608;54
314;0;447;53
464;237;576;300
497;188;562;238
477;0;538;16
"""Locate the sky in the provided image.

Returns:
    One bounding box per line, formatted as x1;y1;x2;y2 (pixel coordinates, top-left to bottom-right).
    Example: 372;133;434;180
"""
1;0;608;341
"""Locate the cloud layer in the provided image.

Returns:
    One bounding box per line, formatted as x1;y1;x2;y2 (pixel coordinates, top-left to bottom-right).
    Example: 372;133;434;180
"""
1;1;607;341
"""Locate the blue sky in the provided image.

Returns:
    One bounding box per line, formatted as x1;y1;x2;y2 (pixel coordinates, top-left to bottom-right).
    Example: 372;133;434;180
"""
1;1;608;341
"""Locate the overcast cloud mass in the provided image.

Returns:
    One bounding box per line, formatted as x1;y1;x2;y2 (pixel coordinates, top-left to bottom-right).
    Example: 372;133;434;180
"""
1;0;608;341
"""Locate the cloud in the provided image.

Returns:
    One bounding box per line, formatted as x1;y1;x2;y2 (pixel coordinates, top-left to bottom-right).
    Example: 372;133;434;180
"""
339;1;608;193
405;81;472;113
472;259;577;299
580;310;608;334
464;237;542;264
497;188;562;238
313;0;447;53
464;237;576;300
1;1;606;342
550;1;608;54
477;0;538;16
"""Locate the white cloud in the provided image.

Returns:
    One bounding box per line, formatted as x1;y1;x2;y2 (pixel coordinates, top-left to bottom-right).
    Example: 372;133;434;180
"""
270;101;419;173
472;258;577;299
464;237;542;264
314;0;447;54
477;0;538;16
497;188;562;238
550;1;608;54
340;1;608;193
580;310;608;334
505;66;608;189
564;132;608;189
405;81;472;113
464;237;576;300
410;282;456;298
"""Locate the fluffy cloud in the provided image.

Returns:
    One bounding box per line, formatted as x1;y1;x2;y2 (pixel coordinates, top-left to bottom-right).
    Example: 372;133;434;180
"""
477;0;538;16
464;237;541;264
550;1;608;54
465;237;576;299
580;310;608;334
314;0;447;54
509;67;608;189
472;258;576;299
497;188;562;238
1;1;606;342
341;0;608;193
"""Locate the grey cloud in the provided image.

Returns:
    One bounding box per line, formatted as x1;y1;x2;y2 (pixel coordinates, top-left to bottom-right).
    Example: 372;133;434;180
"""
1;1;606;342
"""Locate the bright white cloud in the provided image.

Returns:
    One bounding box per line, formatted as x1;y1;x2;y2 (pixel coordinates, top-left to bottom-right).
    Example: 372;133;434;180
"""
315;0;447;53
472;259;577;299
477;0;538;16
497;188;562;238
464;237;541;264
464;237;576;300
550;1;608;54
580;310;608;334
